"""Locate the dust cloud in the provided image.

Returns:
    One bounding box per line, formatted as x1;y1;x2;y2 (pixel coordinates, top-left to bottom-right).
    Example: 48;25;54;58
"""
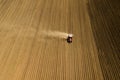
40;31;69;39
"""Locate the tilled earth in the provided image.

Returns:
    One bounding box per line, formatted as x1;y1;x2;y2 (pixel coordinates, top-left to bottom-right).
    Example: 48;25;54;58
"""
0;0;119;80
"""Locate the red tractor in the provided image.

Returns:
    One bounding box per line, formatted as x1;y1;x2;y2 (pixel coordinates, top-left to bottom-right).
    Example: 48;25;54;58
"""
67;34;73;43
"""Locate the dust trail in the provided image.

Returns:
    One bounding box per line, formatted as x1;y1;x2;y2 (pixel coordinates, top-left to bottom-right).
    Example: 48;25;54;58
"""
40;31;69;39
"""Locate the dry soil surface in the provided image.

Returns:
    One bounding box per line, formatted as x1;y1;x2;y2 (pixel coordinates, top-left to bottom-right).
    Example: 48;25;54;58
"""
0;0;119;80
